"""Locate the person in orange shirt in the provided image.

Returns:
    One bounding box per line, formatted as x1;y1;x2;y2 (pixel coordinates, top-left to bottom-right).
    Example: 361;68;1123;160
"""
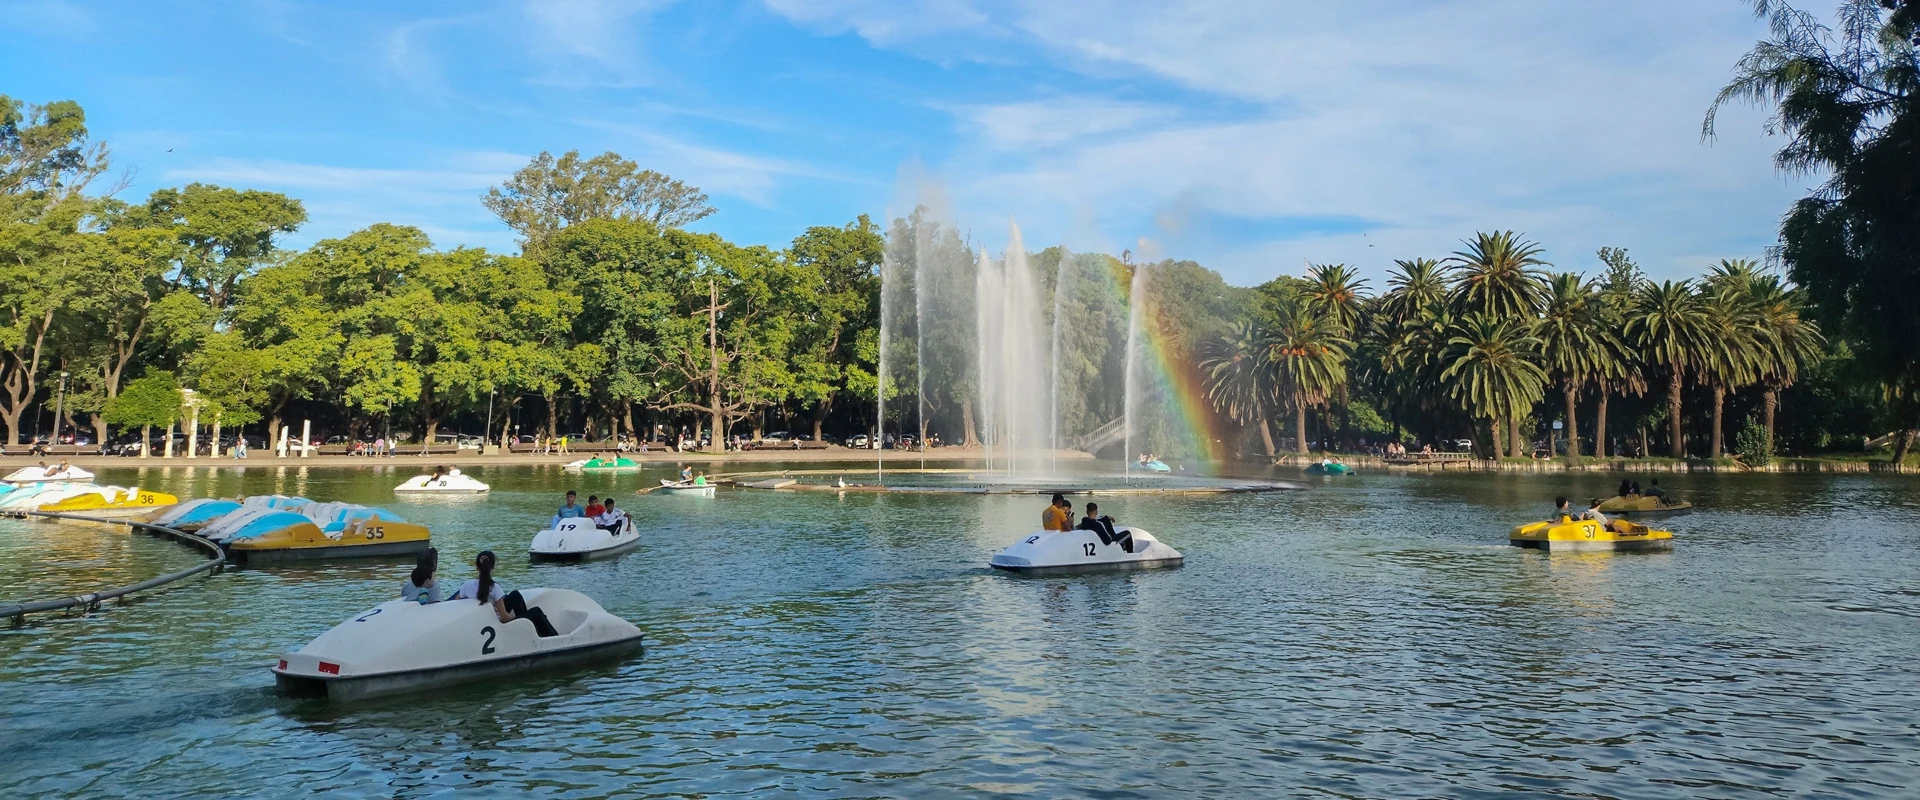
1040;493;1075;531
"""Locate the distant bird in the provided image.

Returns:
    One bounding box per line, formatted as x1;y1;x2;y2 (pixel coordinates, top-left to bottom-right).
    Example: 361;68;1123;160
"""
166;148;173;152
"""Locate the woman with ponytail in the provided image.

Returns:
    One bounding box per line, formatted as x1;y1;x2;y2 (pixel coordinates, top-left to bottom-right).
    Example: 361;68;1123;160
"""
450;551;558;637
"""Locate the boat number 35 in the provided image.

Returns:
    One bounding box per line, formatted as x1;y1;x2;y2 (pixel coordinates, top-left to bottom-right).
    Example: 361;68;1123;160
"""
364;525;386;540
480;626;497;654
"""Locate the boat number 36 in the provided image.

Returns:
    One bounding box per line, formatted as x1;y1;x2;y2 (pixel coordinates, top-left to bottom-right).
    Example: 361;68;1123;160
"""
364;525;386;540
480;626;497;654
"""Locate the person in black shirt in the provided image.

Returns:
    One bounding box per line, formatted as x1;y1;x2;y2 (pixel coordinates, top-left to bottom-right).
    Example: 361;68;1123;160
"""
1076;502;1135;553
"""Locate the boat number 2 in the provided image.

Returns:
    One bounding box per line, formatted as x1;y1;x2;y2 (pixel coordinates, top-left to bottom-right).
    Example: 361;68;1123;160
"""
354;608;382;623
1025;536;1040;544
480;626;497;654
1083;543;1097;557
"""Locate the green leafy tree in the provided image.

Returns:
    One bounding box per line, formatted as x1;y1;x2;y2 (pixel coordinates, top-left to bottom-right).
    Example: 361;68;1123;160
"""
1709;1;1920;461
484;150;714;253
103;371;181;457
137;183;305;314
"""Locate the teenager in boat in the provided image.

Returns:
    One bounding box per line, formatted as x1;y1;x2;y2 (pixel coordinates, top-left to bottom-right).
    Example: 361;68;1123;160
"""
1077;502;1134;553
584;495;605;518
679;464;694;483
1041;494;1074;532
450;550;558;637
555;491;584;520
1581;499;1632;533
401;548;440;604
595;498;628;533
1554;496;1573;521
1644;479;1668;500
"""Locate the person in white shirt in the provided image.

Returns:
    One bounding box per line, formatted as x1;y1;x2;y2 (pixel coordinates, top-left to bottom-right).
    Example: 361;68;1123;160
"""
449;550;558;637
595;497;629;534
1580;498;1612;528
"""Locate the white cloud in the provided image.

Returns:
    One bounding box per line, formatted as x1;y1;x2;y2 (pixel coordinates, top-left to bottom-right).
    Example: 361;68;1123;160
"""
945;98;1173;149
763;0;1803;283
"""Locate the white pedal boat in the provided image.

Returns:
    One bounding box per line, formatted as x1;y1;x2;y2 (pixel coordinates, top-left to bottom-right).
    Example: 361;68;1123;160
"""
3;464;94;484
989;527;1183;575
529;516;639;562
394;469;489;494
0;483;106;513
272;587;644;702
654;479;714;496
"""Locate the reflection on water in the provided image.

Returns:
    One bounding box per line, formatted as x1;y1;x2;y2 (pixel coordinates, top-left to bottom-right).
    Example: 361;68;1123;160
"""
2;465;1918;797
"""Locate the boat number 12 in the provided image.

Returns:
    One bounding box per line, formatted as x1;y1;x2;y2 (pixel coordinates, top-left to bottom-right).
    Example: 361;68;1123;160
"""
1083;543;1097;556
480;626;497;654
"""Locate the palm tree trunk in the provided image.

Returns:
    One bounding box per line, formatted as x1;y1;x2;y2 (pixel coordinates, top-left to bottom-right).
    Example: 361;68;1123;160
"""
1294;401;1307;455
1667;367;1685;458
1489;416;1505;459
1563;380;1580;461
1595;388;1610;459
1762;388;1778;456
1710;384;1726;458
1509;415;1524;458
1257;412;1276;458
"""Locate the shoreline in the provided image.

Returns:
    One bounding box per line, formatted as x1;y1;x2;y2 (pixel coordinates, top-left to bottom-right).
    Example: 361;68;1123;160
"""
4;447;1097;471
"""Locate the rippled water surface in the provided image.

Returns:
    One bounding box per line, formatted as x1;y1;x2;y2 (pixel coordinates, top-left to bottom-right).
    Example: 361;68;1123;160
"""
3;462;1918;798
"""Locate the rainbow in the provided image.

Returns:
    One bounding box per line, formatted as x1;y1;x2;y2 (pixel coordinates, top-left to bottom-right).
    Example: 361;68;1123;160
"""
1078;256;1233;467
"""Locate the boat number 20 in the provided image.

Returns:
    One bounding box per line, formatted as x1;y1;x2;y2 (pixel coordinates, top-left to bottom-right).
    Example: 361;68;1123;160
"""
480;626;497;654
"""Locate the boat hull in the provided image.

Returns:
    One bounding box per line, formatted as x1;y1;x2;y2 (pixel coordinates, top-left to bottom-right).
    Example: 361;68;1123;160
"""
991;555;1184;575
989;527;1184;575
229;538;431;567
274;634;644;702
1508;537;1672;552
1508;518;1674;552
530;536;642;562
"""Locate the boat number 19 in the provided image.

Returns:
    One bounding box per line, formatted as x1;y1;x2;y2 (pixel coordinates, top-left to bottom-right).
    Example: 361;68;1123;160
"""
1083;543;1097;556
480;626;497;654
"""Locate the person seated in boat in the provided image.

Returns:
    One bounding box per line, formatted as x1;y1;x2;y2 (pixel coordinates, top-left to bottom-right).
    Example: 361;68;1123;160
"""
1076;502;1134;553
430;466;448;486
555;491;584;520
1618;478;1634;498
401;548;440;604
1041;494;1074;531
679;464;693;483
595;498;628;533
35;460;53;476
55;459;70;476
1581;499;1634;533
1554;496;1573;521
584;495;605;518
451;551;558;637
1645;479;1667;501
692;472;708;486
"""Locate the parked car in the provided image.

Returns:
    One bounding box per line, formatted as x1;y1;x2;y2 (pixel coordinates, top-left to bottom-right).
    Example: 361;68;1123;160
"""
848;434;870;448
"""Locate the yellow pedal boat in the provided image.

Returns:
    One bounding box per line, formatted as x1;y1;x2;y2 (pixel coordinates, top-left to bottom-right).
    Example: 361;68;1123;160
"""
226;505;431;566
1595;495;1692;515
1510;517;1673;552
37;487;179;519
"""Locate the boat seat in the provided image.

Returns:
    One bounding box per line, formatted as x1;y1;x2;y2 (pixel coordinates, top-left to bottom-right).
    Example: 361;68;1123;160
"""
546;609;589;637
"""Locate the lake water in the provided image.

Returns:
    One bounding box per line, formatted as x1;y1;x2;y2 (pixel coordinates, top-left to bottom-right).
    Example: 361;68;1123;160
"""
2;463;1917;798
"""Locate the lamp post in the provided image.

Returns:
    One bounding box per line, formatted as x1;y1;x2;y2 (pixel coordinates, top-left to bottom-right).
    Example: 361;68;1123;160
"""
53;371;68;445
484;389;497;453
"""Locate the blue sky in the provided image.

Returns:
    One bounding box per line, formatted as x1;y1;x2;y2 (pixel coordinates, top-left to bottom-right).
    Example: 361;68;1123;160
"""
2;0;1811;286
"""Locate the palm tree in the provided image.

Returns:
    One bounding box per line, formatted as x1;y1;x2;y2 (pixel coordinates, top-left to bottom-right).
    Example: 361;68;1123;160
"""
1697;283;1762;457
1628;281;1710;458
1441;313;1548;459
1534;272;1617;461
1380;258;1448;331
1746;274;1825;454
1302;263;1369;448
1303;263;1369;333
1198;320;1278;457
1447;231;1551;319
1262;298;1352;455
